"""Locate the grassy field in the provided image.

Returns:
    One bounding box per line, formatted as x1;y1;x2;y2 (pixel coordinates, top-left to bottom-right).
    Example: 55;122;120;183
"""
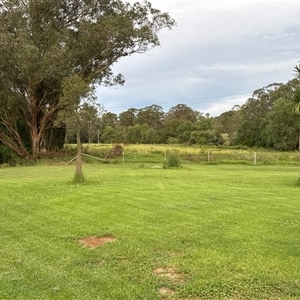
1;163;300;299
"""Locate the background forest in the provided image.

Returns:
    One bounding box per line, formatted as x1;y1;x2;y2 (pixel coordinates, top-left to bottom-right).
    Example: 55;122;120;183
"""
63;78;300;151
1;77;300;166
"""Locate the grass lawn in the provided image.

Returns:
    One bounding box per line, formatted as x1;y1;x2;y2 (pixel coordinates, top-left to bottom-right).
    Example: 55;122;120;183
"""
0;163;300;299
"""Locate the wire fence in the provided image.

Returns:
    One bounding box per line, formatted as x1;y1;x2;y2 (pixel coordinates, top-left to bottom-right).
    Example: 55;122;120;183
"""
79;146;299;166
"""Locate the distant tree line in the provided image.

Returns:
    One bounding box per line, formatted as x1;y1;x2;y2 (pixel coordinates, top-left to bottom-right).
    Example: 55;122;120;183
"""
216;78;300;151
63;78;300;151
1;77;300;166
64;103;225;146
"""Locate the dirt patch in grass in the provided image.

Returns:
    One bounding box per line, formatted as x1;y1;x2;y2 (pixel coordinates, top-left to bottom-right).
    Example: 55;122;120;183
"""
154;267;185;284
159;287;175;297
78;236;116;248
168;251;181;257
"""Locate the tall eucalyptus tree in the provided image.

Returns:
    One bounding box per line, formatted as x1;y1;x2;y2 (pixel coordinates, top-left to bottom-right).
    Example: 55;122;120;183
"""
0;0;175;157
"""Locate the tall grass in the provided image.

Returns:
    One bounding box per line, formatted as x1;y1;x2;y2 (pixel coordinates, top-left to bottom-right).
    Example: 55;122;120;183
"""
63;144;299;166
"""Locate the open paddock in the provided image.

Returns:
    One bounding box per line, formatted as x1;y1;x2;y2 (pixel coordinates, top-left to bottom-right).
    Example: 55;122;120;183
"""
1;163;299;299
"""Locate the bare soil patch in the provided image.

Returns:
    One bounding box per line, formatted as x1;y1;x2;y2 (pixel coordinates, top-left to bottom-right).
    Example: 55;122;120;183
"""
78;236;116;248
159;287;175;297
153;267;185;284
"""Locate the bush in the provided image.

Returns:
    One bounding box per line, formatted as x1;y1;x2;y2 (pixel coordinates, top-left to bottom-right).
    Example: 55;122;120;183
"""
167;137;179;144
0;145;17;166
163;151;181;168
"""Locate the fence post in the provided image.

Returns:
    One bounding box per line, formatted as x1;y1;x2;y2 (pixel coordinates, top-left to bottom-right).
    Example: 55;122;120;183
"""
254;152;256;165
208;151;210;162
123;150;125;164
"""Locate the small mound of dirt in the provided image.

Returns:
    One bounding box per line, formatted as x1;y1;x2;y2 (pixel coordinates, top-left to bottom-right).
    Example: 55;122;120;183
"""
78;236;116;248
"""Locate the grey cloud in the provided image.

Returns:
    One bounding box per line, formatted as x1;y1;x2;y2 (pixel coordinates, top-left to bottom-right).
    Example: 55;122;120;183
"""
96;1;300;116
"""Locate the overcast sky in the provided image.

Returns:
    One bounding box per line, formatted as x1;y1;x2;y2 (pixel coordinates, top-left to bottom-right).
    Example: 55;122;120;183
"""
96;1;300;117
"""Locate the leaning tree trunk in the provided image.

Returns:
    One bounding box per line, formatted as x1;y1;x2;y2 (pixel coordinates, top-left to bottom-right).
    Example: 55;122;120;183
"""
0;117;30;157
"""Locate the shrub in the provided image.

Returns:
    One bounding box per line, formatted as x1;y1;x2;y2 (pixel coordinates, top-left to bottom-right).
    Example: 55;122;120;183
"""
163;151;181;168
0;145;17;166
167;137;179;144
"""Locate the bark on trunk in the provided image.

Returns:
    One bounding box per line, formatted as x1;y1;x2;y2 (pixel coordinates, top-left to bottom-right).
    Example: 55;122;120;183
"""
31;133;40;157
0;118;29;157
24;95;61;157
29;116;45;157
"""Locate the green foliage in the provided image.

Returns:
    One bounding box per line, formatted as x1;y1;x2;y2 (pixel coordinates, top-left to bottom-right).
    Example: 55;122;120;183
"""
177;121;196;143
263;98;300;150
101;126;118;143
292;88;300;114
119;108;137;127
126;123;158;144
0;0;175;156
65;102;104;144
15;118;31;150
233;79;300;149
215;108;242;139
162;119;182;142
190;129;225;145
45;124;66;151
167;137;180;144
135;104;164;130
164;151;181;168
165;103;199;123
100;112;118;130
0;145;16;166
293;63;300;113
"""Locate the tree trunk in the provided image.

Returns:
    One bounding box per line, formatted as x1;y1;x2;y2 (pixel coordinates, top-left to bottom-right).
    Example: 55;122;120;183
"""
23;95;61;157
88;121;92;143
75;126;83;181
31;131;40;157
22;105;43;157
0;118;30;157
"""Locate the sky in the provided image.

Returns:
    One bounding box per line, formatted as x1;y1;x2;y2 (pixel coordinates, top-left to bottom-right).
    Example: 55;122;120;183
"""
96;1;300;117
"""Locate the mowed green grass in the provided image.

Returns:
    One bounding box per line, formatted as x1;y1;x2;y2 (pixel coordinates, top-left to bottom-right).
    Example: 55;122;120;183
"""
0;164;300;299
